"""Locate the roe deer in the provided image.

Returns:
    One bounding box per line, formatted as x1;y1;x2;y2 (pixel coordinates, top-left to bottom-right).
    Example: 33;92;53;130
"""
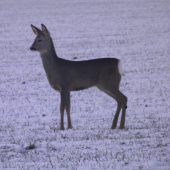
30;24;127;130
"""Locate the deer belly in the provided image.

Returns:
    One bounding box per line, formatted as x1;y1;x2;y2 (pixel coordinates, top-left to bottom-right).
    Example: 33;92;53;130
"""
70;82;93;91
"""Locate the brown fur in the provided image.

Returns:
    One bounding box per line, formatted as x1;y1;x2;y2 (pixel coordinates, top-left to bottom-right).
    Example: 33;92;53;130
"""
30;24;127;130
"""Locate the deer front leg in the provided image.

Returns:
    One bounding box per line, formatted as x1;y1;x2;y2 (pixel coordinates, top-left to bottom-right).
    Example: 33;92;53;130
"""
65;91;72;129
60;90;72;130
60;93;65;130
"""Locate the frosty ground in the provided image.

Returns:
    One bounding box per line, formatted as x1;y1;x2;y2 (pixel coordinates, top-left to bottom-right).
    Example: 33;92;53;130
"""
0;0;170;169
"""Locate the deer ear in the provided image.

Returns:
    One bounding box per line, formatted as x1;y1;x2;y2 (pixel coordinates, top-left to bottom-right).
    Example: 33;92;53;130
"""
31;25;42;35
41;24;50;36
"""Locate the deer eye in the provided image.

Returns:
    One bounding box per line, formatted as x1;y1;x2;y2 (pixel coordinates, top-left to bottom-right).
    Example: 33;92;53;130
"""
37;39;42;42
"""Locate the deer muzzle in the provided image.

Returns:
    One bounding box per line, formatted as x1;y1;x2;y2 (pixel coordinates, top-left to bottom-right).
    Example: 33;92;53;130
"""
30;46;36;51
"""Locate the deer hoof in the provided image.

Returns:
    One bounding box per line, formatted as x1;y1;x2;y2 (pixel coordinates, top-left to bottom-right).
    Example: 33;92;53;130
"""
119;126;125;129
60;127;64;130
68;126;72;129
111;125;117;129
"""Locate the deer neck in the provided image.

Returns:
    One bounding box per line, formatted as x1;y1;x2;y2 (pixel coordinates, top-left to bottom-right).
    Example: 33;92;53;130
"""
39;38;59;74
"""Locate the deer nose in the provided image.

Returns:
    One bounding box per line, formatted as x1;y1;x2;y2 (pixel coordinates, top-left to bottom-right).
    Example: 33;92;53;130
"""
30;47;36;51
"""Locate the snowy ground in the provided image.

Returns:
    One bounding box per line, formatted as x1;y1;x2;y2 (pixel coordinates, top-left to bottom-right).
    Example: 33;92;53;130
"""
0;0;170;169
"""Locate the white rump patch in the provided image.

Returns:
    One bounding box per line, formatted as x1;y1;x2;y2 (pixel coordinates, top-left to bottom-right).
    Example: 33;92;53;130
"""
118;60;125;76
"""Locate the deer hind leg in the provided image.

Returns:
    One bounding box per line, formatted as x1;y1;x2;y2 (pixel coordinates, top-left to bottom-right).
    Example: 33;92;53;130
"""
98;86;127;129
109;90;127;129
114;90;127;129
111;100;121;129
60;90;72;130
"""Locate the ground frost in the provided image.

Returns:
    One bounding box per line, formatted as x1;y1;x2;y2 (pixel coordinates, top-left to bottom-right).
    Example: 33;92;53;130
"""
0;0;170;169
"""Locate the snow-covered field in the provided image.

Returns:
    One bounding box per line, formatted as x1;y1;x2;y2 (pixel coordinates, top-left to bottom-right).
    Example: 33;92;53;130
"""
0;0;170;169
